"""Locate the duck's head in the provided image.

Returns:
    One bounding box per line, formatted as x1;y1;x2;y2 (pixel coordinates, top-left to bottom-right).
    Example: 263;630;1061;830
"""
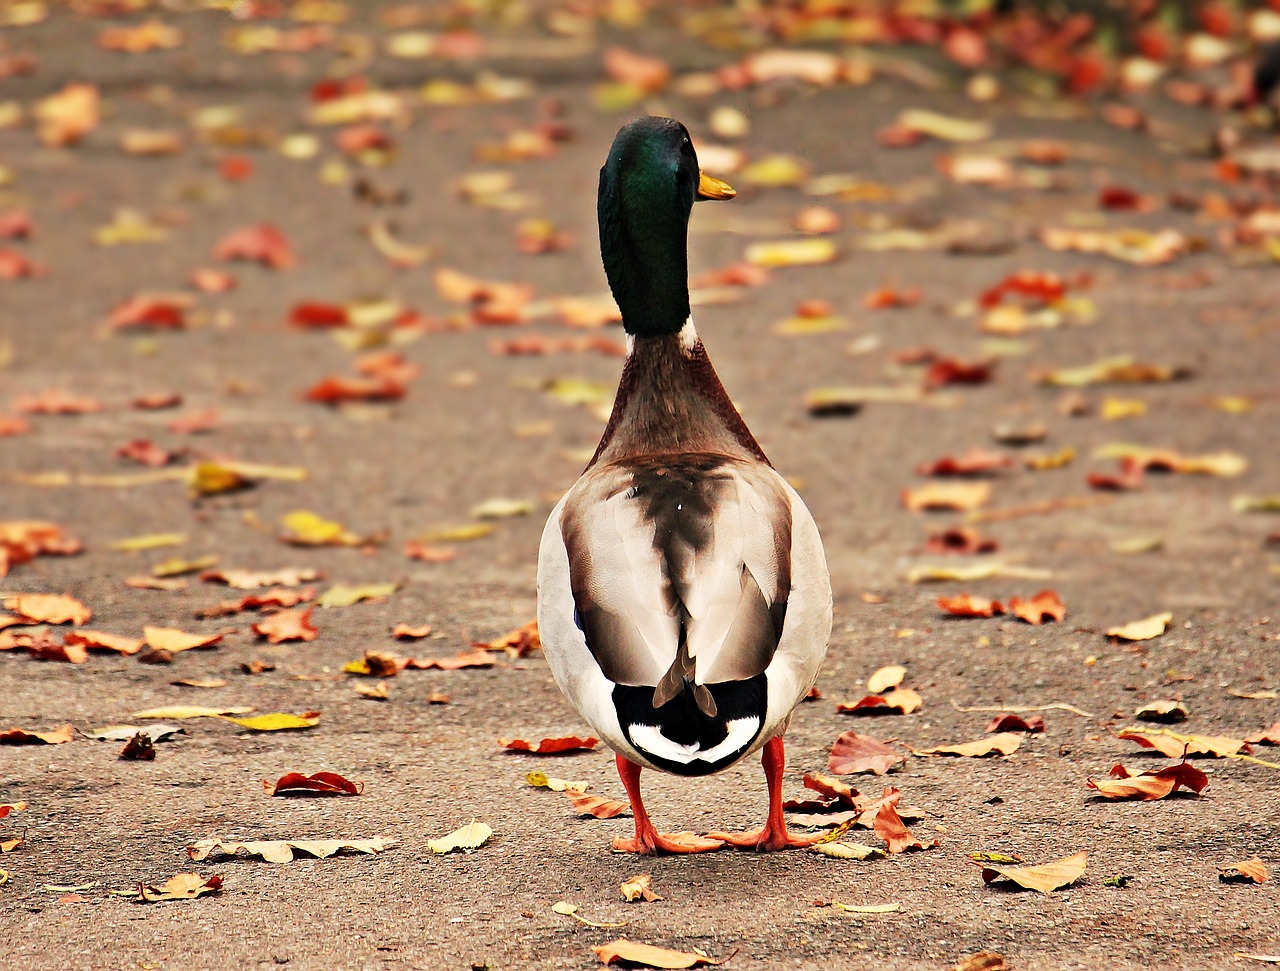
598;116;735;338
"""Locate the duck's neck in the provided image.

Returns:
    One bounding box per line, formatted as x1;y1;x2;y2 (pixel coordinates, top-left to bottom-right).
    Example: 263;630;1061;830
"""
588;322;770;469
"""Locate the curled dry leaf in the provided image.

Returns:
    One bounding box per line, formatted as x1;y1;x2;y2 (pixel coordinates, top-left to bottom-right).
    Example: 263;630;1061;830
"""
985;714;1045;734
1107;612;1172;642
1087;761;1208;801
251;606;318;644
0;725;75;745
902;482;992;513
873;788;937;854
203;567;322;590
214;223;296;270
915;733;1024;758
405;649;494;671
392;623;432;640
620;873;662;902
568;790;630;819
592;939;730;969
133;705;253;720
119;733;155;761
866;665;907;694
500;735;599;754
1219;858;1269;885
130;873;223;903
4;593;91;625
189;837;389;863
1007;590;1066;625
1134;700;1189;724
809;842;885;861
1116;728;1246;759
977;850;1087;893
475;619;540;655
917;449;1014;477
265;771;363;797
828;731;906;776
1245;723;1280;746
836;688;923;716
427;822;491;855
953;952;1011;971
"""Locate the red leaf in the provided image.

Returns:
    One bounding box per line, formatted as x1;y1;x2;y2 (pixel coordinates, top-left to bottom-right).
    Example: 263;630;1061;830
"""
288;302;350;329
116;438;178;467
0;211;33;239
105;295;188;331
302;375;405;405
916;448;1014;477
985;713;1045;734
924;358;996;390
265;771;363;797
500;735;599;754
1087;457;1145;491
0;248;46;280
15;390;104;415
214;223;296;270
166;408;221;434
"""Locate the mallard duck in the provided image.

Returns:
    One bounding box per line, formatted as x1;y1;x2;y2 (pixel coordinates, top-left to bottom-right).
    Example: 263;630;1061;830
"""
537;116;832;854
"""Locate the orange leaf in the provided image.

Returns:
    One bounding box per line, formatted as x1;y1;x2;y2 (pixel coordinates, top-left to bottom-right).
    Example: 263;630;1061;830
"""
405;648;494;671
1116;729;1245;758
902;481;992;512
978;851;1087;893
392;623;432;640
500;735;599;754
475;620;540;656
873;787;937;853
937;593;1004;618
1087;761;1208;801
916;449;1014;477
0;801;27;817
4;593;91;625
1220;858;1269;884
602;47;671;94
403;541;458;563
1006;590;1066;625
0;724;75;745
566;789;630;819
28;633;87;663
251;607;318;644
265;771;363;797
303;375;405;405
827;731;906;776
1245;722;1280;746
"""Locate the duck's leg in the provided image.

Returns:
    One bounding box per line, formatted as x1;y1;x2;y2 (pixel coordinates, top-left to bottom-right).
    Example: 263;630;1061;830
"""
705;735;825;851
610;754;725;855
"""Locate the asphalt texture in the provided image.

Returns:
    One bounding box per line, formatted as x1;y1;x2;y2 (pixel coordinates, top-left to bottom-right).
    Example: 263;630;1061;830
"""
0;4;1278;971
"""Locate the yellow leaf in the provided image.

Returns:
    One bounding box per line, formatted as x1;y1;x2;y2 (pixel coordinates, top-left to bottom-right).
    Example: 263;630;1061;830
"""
427;821;492;854
899;109;993;142
151;555;217;578
469;498;533;520
109;533;186;552
319;582;398;608
1106;612;1172;641
866;665;907;694
745;238;838;268
915;733;1023;758
279;509;359;546
809;842;885;861
416;523;496;543
1100;397;1147;421
829;901;900;913
739;153;809;187
219;712;321;732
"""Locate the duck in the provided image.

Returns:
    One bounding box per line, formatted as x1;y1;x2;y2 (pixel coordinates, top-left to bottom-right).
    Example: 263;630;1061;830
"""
536;116;833;855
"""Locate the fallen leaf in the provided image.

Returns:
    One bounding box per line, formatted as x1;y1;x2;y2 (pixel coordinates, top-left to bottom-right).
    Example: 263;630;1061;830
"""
985;714;1045;734
132;705;254;720
620;873;662;902
1245;723;1280;745
278;510;366;547
745;238;838;268
392;623;432;640
915;733;1024;758
252;607;318;644
214;223;296;270
836;688;923;716
202;567;321;590
427;821;492;855
1219;858;1269;885
188;838;388;863
1007;590;1066;625
828;732;906;775
130;873;222;903
937;594;1004;618
902;482;992;512
873;788;937;854
265;771;363;797
319;582;398;608
0;725;75;745
1116;729;1246;759
809;842;885;861
953;952;1011;971
220;712;321;732
978;851;1087;893
526;772;588;793
142;625;222;655
866;665;907;694
1087;761;1209;800
916;449;1014;477
1034;355;1190;387
898;109;992;143
87;724;187;743
0;802;27;818
406;649;494;671
567;789;630;819
500;735;599;754
1107;612;1173;642
1134;700;1189;724
119;733;155;761
3;593;91;625
591;939;729;969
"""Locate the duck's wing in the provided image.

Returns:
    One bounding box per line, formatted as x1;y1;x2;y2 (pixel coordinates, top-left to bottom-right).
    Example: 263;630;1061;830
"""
558;454;792;714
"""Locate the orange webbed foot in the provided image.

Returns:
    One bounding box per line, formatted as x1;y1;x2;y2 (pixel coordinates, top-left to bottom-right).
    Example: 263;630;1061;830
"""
702;826;826;852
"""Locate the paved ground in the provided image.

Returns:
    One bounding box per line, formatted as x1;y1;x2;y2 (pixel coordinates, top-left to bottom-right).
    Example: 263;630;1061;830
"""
1;4;1278;970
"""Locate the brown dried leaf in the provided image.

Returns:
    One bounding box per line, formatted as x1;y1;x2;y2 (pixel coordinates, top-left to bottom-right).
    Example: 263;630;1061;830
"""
1107;612;1172;641
1116;729;1246;758
902;482;992;512
500;736;599;754
1007;590;1066;625
985;713;1045;734
1087;761;1208;800
251;606;318;644
591;939;728;969
873;787;937;854
1219;858;1269;885
937;594;1004;618
835;688;923;716
978;851;1087;893
916;733;1023;758
4;593;91;625
620;873;663;903
828;732;906;776
566;789;629;819
0;725;75;745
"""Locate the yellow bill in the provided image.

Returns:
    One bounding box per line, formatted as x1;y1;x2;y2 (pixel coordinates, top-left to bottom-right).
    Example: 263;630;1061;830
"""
696;171;736;200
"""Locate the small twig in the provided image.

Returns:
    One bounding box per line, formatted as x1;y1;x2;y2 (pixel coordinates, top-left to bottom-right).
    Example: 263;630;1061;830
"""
950;700;1095;718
